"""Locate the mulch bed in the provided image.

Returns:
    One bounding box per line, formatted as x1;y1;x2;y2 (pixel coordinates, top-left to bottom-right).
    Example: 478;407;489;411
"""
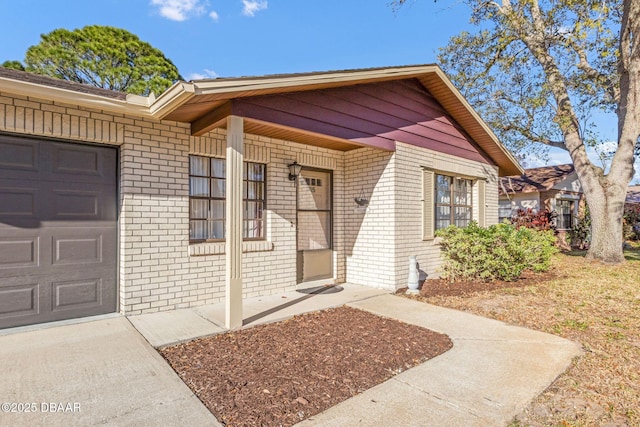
160;306;452;427
399;270;560;298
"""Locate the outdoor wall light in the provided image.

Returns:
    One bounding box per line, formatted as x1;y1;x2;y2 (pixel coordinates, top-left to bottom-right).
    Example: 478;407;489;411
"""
288;161;302;181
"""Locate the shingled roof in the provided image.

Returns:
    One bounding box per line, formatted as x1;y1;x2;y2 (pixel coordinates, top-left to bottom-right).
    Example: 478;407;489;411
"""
0;67;127;100
500;164;575;195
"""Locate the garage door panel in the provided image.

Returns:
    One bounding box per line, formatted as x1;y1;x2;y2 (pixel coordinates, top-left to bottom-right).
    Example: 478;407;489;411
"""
52;190;100;219
0;281;40;320
0;137;39;175
0;236;39;269
44;183;117;221
51;278;103;312
0;186;39;218
49;267;117;317
52;233;105;265
48;142;117;184
0;135;117;329
52;144;100;176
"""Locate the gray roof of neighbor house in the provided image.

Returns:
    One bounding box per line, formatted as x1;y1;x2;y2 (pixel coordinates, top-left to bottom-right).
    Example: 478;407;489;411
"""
0;64;523;175
500;164;576;195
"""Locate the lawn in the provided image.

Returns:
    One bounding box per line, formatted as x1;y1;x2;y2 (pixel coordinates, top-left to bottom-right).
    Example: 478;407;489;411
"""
407;250;640;426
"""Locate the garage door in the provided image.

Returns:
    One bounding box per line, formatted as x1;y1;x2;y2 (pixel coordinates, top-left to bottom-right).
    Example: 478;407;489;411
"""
0;135;117;329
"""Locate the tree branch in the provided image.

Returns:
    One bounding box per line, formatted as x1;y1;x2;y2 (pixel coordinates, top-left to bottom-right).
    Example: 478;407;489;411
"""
567;37;620;103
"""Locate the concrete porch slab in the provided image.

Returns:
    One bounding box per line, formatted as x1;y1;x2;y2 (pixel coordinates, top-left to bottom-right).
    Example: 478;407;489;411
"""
195;283;389;328
128;308;224;348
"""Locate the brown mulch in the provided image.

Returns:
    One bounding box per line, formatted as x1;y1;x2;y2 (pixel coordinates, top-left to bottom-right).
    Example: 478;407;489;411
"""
398;269;560;298
160;306;452;427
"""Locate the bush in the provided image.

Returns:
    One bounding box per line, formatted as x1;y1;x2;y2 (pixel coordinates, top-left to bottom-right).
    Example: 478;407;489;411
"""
436;221;558;282
623;204;640;241
568;206;591;249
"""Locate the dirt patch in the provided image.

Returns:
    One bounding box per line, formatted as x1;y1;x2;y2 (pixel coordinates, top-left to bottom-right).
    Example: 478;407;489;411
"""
160;306;452;427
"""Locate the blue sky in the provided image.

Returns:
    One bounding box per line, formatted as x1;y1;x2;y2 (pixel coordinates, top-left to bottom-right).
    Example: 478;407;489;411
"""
0;0;466;78
0;0;631;181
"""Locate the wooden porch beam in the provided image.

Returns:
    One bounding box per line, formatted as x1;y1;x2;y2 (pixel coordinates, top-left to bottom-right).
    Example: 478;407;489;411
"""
191;101;232;136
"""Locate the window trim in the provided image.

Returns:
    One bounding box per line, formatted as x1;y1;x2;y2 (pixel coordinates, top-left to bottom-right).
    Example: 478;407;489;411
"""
188;155;267;243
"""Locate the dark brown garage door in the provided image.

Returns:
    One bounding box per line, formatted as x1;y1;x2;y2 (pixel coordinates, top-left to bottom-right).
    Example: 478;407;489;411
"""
0;134;117;329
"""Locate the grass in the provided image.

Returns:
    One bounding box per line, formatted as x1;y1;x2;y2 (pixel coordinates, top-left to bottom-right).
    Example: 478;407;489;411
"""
417;249;640;426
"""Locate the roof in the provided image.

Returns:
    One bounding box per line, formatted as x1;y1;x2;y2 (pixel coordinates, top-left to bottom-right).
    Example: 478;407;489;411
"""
0;67;126;100
627;185;640;204
500;164;576;195
0;64;523;176
0;66;151;116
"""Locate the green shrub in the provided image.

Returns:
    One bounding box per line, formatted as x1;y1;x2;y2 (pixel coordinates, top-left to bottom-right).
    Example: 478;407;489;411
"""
436;221;558;282
568;206;591;249
624;204;640;241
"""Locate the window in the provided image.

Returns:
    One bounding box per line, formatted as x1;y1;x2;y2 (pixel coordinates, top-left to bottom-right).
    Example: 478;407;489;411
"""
556;199;573;230
499;201;513;223
189;155;266;242
435;174;473;230
423;170;484;240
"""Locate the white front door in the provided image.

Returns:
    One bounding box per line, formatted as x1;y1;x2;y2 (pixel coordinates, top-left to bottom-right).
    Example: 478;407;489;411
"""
296;168;333;283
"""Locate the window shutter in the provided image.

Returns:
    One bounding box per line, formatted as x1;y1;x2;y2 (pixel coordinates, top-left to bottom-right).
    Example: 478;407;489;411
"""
477;179;486;227
422;170;435;239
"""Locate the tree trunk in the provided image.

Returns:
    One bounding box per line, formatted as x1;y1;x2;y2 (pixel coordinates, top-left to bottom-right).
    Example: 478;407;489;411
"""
584;186;626;263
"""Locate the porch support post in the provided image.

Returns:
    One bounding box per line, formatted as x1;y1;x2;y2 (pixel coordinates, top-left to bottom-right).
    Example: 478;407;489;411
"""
225;115;244;329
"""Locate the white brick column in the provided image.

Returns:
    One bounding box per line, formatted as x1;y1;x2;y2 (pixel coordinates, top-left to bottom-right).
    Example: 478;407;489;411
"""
225;116;244;329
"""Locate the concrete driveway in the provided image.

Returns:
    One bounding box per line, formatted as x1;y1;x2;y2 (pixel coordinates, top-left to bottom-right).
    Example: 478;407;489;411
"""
0;316;217;427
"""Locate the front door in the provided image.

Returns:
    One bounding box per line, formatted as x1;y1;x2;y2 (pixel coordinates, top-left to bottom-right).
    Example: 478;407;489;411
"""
296;168;332;283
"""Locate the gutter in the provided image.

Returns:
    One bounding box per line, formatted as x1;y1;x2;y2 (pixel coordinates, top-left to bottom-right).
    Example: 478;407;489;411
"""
149;81;196;119
0;75;153;118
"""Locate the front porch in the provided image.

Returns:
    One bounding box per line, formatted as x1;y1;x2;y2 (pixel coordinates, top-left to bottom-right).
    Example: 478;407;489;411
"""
128;283;389;348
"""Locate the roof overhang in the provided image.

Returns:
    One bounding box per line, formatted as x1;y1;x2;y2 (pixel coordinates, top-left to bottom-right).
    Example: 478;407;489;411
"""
150;65;523;176
0;65;523;176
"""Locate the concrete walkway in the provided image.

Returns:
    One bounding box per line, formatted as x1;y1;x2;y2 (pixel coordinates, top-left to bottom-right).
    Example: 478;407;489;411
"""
0;284;582;426
301;295;583;426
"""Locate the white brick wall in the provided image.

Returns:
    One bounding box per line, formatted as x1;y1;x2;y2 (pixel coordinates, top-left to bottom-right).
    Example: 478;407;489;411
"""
343;148;397;289
393;142;499;283
0;90;500;314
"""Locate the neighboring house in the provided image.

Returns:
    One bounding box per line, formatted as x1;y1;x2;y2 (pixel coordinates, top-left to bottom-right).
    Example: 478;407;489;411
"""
499;164;583;231
627;185;640;205
0;64;522;330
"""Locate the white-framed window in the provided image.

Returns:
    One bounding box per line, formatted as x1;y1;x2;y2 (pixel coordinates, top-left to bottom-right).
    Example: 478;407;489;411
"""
189;155;266;242
499;200;513;223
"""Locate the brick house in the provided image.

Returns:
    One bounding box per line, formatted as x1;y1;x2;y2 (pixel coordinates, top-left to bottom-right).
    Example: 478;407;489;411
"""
0;65;522;329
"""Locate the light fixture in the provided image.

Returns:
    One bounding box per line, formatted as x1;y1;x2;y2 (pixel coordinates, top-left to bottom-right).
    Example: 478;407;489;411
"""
288;161;302;181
